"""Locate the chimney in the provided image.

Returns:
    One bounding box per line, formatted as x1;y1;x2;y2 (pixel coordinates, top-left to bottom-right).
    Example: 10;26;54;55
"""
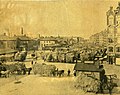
3;33;6;36
21;27;24;35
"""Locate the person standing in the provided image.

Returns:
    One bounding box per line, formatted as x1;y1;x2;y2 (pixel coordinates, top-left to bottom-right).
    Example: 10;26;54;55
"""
99;66;106;93
67;69;71;76
31;60;34;65
73;70;76;77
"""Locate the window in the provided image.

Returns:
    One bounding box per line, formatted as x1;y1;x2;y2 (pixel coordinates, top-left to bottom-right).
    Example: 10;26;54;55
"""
108;47;113;52
109;15;114;25
108;38;113;43
117;15;120;25
116;47;120;52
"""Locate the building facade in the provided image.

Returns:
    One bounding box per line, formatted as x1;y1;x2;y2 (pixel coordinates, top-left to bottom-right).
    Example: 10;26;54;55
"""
39;37;57;50
0;34;17;50
15;35;36;51
106;3;120;57
89;30;108;48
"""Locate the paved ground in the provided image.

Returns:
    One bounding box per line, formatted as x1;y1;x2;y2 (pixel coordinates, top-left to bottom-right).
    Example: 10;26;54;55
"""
1;54;120;95
0;75;84;95
0;74;120;95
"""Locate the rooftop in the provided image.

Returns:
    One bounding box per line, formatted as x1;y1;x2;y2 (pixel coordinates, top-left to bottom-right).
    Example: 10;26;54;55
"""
0;35;16;41
74;63;103;72
39;37;57;41
17;36;32;41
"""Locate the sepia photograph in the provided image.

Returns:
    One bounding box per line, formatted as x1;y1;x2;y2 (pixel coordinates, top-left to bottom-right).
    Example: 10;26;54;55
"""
0;0;120;95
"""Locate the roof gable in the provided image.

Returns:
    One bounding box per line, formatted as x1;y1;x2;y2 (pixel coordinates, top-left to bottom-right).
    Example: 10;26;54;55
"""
17;36;32;41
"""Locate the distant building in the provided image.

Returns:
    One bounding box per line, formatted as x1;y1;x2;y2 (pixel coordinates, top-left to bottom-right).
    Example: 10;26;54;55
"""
89;33;99;46
0;34;17;49
38;36;85;50
89;30;108;47
76;37;85;43
15;35;35;51
39;37;58;50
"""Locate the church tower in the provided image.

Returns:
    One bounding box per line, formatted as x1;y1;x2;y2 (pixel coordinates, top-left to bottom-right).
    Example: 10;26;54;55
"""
107;2;120;63
115;2;120;38
107;6;115;26
106;6;115;44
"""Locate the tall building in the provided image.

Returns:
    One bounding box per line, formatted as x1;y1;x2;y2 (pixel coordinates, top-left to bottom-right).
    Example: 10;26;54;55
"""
107;2;120;57
89;30;108;47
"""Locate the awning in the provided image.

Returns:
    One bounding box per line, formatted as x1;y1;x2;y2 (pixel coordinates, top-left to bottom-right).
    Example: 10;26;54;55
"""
74;63;103;72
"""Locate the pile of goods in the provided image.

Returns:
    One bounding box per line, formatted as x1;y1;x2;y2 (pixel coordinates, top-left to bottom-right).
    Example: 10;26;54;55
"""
57;53;64;62
32;63;56;77
2;62;26;74
0;62;26;77
74;72;100;93
66;53;74;63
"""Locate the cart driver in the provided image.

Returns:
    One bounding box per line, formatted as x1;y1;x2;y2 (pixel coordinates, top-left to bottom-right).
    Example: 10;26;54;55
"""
99;65;106;93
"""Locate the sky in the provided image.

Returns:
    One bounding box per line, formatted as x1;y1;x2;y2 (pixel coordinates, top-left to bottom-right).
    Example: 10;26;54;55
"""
0;0;120;38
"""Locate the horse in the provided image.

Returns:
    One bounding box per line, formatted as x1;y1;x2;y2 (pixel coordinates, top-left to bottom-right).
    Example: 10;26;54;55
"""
50;69;58;77
50;68;64;77
57;70;64;77
22;67;32;75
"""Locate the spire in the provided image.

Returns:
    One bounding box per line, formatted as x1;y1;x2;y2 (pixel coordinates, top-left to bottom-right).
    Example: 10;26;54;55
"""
110;6;113;10
39;34;40;38
106;6;114;16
